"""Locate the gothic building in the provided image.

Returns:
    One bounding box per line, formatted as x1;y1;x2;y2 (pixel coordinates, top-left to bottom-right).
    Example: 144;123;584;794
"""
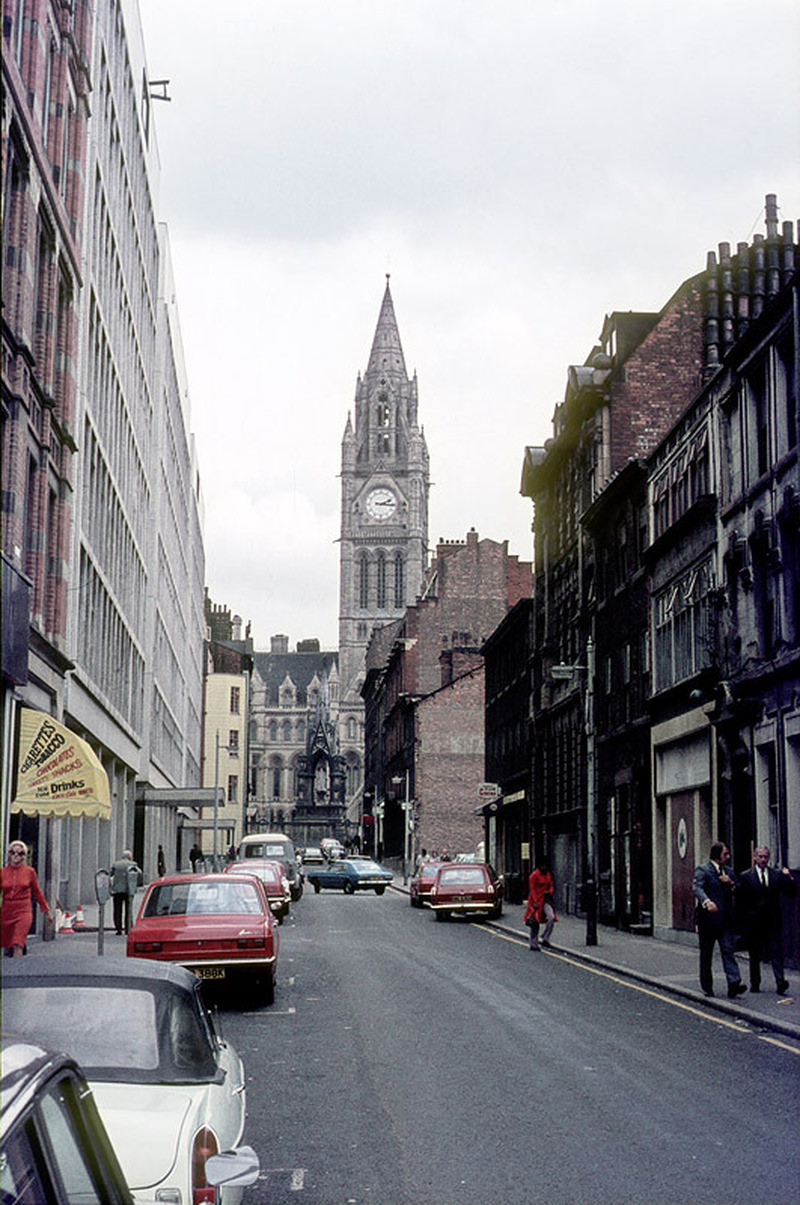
338;278;430;747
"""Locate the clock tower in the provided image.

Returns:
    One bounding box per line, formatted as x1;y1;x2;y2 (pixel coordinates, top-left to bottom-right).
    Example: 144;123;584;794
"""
338;278;430;706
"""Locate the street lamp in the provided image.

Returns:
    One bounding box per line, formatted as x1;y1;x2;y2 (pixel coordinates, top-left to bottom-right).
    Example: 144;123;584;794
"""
551;637;597;946
212;731;234;869
392;771;412;885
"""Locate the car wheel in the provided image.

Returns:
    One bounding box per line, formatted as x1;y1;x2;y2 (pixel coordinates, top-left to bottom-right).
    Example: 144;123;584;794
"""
435;910;449;922
490;904;503;919
343;881;355;895
374;886;386;895
312;881;321;893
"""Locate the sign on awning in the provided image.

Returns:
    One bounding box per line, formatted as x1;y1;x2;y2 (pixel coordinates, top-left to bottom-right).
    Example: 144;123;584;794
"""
11;709;111;820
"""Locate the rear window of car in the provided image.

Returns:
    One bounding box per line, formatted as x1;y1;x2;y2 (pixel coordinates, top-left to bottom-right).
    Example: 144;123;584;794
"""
354;861;383;874
4;987;160;1070
144;880;263;917
438;867;486;886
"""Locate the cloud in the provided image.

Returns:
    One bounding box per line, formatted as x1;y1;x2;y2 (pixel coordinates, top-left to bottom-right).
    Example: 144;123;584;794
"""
139;0;800;650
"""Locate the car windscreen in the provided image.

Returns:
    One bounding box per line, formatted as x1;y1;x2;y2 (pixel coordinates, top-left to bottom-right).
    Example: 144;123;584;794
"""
1;984;218;1083
438;867;486;886
243;842;290;859
230;862;279;884
143;879;264;917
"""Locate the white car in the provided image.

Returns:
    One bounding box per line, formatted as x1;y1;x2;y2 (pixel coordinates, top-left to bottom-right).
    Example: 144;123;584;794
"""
3;956;258;1203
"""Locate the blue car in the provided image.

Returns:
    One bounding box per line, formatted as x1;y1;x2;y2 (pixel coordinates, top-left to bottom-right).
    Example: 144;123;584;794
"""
306;858;393;895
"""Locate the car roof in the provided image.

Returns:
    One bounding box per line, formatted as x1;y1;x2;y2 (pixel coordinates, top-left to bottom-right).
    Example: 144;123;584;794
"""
3;956;220;1084
3;953;199;989
1;1035;75;1122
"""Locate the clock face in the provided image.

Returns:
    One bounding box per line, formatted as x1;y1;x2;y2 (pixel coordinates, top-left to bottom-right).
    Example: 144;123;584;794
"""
365;488;397;520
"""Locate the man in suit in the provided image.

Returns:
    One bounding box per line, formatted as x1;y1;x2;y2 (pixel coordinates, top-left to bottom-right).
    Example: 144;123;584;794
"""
693;841;746;999
738;845;796;995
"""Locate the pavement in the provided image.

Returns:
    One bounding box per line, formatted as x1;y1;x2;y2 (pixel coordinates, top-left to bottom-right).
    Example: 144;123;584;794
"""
13;886;800;1043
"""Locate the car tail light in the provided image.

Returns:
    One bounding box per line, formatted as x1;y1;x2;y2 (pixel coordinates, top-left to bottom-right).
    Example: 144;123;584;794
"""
192;1126;219;1203
237;936;266;949
133;941;163;952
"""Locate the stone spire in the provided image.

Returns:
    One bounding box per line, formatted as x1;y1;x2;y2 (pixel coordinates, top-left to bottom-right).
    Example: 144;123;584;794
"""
365;275;407;383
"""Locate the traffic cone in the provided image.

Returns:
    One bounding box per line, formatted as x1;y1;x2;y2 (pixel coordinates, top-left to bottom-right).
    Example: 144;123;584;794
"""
73;905;86;930
59;910;74;934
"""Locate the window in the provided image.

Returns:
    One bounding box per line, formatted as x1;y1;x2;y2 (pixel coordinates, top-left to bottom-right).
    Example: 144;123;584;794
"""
228;730;239;756
359;556;369;609
347;717;357;740
230;686;240;714
227;775;238;804
394;553;404;608
653;561;714;692
376;553;387;609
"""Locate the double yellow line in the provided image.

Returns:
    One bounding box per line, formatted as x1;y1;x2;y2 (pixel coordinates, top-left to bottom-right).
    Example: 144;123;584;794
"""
477;924;800;1055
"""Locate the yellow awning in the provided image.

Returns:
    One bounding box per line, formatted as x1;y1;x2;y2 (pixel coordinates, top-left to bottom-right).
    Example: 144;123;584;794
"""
11;709;111;820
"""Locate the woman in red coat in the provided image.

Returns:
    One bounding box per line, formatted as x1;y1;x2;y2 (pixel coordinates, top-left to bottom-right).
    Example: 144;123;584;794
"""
523;858;558;951
1;841;51;956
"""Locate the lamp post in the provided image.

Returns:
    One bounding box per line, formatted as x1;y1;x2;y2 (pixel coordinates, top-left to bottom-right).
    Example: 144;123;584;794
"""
212;731;233;870
392;771;411;884
551;637;597;946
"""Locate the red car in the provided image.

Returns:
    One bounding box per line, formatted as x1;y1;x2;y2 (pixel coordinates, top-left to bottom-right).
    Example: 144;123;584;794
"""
429;863;503;921
408;861;445;908
128;873;279;1003
225;859;291;924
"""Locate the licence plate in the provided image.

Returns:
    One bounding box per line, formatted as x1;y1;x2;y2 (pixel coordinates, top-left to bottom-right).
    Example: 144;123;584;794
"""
194;966;225;980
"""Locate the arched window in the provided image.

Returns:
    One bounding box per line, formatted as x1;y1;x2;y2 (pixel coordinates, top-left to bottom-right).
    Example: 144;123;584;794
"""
347;717;357;740
376;552;387;609
394;552;404;608
296;719;305;743
282;720;292;742
270;759;283;800
359;555;369;608
268;720;278;741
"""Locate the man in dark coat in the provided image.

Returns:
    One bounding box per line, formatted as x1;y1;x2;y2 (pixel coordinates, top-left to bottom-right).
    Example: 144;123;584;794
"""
693;841;746;999
738;845;796;995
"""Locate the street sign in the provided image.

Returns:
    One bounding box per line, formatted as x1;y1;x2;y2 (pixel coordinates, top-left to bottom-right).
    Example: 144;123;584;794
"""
477;782;501;800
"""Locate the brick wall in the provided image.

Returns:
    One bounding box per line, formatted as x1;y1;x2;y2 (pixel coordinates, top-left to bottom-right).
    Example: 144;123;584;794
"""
416;668;485;857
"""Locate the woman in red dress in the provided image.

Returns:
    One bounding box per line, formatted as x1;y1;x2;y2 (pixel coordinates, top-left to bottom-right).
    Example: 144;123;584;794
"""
1;841;51;956
523;857;558;951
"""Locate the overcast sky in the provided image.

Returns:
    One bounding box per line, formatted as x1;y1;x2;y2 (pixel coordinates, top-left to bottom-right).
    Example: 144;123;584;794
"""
137;0;799;651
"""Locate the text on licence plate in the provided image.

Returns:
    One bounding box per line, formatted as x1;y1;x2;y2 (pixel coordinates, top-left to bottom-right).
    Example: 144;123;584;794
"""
195;966;226;980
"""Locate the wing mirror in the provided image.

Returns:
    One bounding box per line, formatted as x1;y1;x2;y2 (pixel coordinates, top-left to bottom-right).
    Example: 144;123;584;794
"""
205;1145;260;1187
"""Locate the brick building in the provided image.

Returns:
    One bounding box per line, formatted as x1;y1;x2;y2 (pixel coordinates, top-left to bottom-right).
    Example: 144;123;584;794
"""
363;529;532;865
2;0;94;842
520;196;798;950
521;282;708;920
647;206;799;950
481;597;533;900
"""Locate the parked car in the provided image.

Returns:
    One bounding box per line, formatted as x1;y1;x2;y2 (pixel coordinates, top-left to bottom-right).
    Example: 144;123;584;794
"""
237;831;303;900
299;844;325;866
409;861;446;908
128;872;279;1003
1;1034;133;1204
320;838;345;861
225;858;291;923
2;958;259;1203
429;862;503;920
305;858;393;895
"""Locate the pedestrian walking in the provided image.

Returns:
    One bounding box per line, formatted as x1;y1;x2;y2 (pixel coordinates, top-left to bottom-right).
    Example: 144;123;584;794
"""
157;844;166;878
738;845;796;995
524;857;558;951
1;841;51;957
189;844;203;873
693;841;746;999
110;850;141;935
